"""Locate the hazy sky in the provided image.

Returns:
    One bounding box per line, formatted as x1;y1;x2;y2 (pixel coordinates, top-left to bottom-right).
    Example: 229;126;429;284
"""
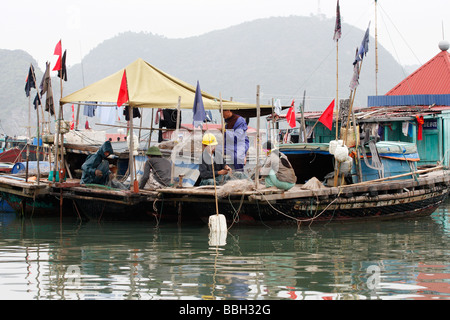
2;0;449;71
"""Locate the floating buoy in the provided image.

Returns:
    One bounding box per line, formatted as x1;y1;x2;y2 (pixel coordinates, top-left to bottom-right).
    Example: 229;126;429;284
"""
340;156;353;174
334;144;349;163
329;140;343;155
208;214;227;233
208;214;227;246
209;229;227;246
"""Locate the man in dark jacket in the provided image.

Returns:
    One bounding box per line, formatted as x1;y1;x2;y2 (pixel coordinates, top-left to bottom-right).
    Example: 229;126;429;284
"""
81;141;114;185
139;146;171;190
199;133;232;186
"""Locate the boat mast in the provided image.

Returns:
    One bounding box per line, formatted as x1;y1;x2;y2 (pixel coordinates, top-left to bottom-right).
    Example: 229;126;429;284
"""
333;0;342;140
375;0;379;95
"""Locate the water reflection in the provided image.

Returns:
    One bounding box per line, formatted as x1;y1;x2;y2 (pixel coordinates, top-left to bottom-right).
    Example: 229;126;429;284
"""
0;200;449;300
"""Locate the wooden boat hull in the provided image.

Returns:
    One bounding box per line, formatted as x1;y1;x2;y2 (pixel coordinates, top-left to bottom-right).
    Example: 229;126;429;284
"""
164;170;450;226
63;186;184;223
0;191;72;217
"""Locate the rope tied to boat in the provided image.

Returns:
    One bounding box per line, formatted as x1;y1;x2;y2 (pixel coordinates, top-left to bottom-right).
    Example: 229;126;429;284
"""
254;187;343;226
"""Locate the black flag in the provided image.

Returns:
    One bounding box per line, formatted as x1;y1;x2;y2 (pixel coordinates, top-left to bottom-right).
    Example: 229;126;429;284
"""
58;50;68;81
40;62;55;115
33;93;41;110
25;65;36;97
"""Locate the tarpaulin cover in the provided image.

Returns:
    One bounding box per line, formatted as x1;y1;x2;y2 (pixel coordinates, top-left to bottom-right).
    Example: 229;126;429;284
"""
60;58;270;111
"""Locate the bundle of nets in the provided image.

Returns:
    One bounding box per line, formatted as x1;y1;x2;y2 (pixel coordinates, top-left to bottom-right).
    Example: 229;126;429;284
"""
218;179;255;198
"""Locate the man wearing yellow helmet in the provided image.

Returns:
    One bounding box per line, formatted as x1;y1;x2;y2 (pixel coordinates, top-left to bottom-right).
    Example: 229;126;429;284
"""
199;133;232;186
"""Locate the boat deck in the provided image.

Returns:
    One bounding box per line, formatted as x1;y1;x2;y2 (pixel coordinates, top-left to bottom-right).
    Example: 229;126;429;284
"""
0;166;448;218
0;166;447;199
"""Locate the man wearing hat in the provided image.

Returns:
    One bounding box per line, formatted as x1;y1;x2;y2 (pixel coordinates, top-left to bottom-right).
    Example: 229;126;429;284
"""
199;133;232;186
139;146;172;190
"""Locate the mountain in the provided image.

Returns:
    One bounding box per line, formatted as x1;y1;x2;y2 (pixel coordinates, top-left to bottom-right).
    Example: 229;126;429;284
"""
0;15;407;136
0;49;43;137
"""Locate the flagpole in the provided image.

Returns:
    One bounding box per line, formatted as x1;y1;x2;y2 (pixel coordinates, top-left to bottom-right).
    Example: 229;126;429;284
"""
255;85;261;189
30;65;41;186
220;93;225;155
53;40;63;183
336;39;339;140
334;0;341;140
334;50;364;187
300;90;307;142
148;108;154;149
170;96;181;186
59;55;65;183
26;79;31;183
375;0;379;96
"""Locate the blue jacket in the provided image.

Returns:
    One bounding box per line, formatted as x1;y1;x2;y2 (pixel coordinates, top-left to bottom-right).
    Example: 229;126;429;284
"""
224;115;249;171
81;141;114;185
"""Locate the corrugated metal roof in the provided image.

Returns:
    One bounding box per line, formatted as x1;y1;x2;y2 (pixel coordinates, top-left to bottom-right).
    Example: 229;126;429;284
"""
368;94;450;107
387;50;450;96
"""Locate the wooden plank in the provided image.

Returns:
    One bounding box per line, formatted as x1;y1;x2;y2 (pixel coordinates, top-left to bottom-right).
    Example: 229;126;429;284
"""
0;176;49;190
249;171;450;202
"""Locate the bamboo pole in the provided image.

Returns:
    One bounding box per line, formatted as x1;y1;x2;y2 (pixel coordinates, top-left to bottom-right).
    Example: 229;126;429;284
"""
335;39;340;140
148;108;154;149
96;123;184;131
300;90;307;142
334;90;356;187
26;93;31;183
341;166;444;187
128;106;134;189
138;107;144;142
255;85;261;189
59;46;65;182
351;106;363;183
30;66;41;186
170;97;181;185
375;0;379;96
36;99;41;186
129;106;139;193
210;148;220;217
336;53;365;187
53;44;63;183
220;93;225;157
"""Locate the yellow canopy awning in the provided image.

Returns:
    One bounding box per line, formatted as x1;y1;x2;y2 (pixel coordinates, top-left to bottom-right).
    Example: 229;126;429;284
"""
60;58;270;113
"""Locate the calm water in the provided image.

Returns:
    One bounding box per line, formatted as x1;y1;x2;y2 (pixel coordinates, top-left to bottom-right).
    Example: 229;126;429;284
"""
0;199;449;301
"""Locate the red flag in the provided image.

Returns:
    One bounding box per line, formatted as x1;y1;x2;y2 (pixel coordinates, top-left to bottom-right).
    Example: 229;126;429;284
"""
70;104;75;130
54;40;62;56
416;115;424;141
286;107;296;128
52;40;62;71
117;70;129;107
318;100;335;131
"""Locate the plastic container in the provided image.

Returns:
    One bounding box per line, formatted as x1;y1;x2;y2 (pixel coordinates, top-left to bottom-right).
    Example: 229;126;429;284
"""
11;161;50;175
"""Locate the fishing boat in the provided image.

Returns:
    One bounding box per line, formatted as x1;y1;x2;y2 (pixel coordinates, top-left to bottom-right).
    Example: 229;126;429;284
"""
151;139;450;226
2;0;449;225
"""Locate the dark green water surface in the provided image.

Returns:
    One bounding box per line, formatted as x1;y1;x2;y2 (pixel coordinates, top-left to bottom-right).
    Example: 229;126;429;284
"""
0;199;449;300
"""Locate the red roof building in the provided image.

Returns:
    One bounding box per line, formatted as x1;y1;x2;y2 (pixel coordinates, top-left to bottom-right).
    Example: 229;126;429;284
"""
368;41;450;107
387;45;450;96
